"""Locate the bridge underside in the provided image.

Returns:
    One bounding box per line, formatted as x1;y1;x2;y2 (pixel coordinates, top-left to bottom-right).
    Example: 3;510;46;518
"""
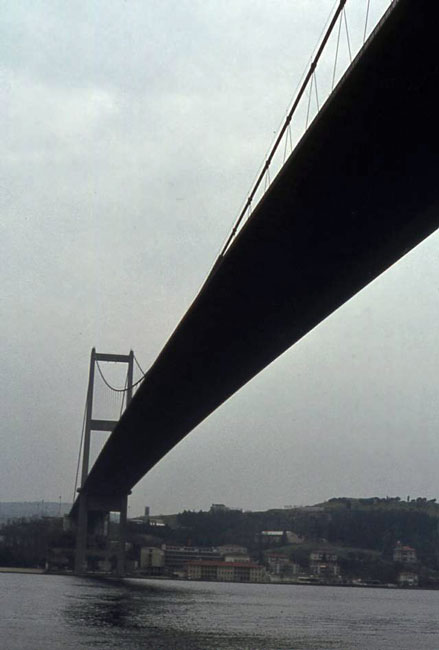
76;0;439;505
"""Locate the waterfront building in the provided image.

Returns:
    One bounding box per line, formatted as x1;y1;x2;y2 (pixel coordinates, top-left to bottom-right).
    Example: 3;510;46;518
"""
140;546;165;574
309;551;340;577
223;553;251;563
162;544;221;572
398;571;419;587
217;544;248;556
186;560;267;583
218;544;251;563
266;552;300;578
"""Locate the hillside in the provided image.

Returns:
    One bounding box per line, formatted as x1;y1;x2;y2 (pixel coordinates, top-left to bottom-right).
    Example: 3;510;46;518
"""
0;501;71;523
160;497;439;573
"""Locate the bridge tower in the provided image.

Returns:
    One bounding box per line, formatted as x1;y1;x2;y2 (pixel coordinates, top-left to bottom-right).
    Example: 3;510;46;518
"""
74;348;134;576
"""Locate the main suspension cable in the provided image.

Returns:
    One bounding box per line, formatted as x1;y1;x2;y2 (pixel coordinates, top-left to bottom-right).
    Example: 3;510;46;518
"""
134;354;146;376
72;396;88;502
95;358;148;393
217;0;347;260
363;0;371;43
119;372;129;416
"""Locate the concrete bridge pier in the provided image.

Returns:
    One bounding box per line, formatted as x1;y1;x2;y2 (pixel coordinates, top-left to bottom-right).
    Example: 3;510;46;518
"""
74;492;129;576
116;496;128;577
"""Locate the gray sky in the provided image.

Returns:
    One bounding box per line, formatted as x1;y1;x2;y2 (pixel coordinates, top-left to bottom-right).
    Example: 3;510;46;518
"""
3;0;438;517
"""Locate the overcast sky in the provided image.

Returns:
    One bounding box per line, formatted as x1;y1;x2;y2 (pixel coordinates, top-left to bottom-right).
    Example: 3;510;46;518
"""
3;0;438;518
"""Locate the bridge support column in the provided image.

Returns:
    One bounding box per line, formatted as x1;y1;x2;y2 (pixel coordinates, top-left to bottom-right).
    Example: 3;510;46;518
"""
74;493;88;574
116;495;128;577
73;492;129;576
72;348;134;576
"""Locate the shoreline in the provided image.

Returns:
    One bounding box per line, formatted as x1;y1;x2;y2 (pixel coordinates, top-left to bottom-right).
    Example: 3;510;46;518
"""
0;567;45;574
2;568;435;590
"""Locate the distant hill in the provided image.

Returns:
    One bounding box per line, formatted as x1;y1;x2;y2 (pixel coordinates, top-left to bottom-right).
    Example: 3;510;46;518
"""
0;501;71;523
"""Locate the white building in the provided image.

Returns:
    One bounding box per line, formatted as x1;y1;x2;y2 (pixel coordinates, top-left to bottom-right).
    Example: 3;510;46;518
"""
140;547;165;574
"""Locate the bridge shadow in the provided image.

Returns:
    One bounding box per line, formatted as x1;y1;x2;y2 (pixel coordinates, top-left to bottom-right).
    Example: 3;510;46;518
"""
63;577;215;649
62;577;307;649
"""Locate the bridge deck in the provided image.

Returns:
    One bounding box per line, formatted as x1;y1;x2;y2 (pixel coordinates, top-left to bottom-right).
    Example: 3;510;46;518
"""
78;0;439;500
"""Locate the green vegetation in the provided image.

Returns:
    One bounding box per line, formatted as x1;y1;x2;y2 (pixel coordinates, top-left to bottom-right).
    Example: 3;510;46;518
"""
0;517;73;568
169;497;439;583
170;498;439;567
1;497;439;584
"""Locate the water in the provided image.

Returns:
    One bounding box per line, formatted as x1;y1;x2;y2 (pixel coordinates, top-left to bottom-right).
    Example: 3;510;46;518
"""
1;574;439;649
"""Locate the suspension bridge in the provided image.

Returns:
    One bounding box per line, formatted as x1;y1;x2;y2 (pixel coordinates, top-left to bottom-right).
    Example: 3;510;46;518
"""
72;0;439;573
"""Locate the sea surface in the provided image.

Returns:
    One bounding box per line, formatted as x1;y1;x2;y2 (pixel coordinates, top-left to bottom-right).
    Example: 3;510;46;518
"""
1;573;438;649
